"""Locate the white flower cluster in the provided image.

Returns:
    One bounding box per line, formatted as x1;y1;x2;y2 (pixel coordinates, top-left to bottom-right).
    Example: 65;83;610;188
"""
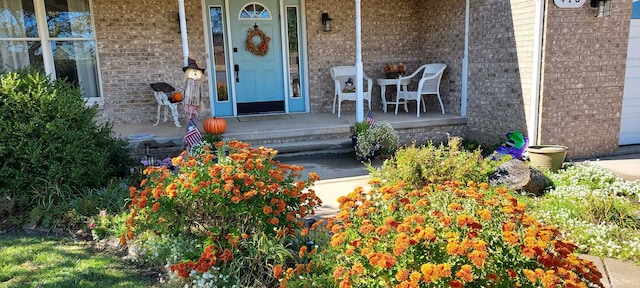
186;266;238;288
355;121;399;160
541;209;640;259
533;162;640;262
133;234;202;266
188;140;213;157
550;161;640;200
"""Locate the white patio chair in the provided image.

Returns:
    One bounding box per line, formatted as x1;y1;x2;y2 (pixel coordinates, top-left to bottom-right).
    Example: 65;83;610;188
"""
150;82;182;127
395;63;447;117
330;66;372;118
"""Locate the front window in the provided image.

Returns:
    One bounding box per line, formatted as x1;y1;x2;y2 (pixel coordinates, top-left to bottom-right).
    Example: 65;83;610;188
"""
0;0;101;99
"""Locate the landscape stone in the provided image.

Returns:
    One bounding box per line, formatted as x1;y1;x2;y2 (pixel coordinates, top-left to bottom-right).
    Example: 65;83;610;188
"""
488;159;552;196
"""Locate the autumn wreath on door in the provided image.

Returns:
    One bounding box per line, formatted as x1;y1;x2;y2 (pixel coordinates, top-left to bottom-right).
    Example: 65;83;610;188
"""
245;24;270;57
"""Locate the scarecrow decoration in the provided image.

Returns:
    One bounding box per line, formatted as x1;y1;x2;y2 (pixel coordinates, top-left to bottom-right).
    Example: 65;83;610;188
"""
182;58;206;125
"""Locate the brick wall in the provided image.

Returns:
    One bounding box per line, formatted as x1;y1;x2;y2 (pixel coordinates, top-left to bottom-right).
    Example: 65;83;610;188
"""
93;0;208;125
538;0;632;158
458;0;631;158
464;0;537;146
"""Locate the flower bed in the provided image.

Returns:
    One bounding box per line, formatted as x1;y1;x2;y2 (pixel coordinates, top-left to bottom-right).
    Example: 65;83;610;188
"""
318;181;603;287
125;140;322;287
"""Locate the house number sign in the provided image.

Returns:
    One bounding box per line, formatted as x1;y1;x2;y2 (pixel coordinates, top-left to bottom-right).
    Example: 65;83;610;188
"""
554;0;586;8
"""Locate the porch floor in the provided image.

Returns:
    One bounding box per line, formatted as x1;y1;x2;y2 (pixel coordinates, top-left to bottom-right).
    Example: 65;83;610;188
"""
113;111;468;159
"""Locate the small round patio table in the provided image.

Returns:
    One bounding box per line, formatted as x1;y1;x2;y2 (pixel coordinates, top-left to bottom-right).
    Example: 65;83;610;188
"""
376;78;410;113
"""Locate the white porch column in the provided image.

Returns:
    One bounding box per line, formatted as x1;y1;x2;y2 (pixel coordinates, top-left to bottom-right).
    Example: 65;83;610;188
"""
461;0;469;117
178;0;189;66
355;0;364;122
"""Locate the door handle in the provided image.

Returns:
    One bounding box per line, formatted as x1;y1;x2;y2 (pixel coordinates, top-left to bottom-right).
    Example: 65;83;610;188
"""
234;64;239;82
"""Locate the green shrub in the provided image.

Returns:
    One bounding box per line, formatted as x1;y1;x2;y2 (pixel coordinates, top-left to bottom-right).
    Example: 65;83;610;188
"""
369;137;506;189
0;69;131;218
349;121;371;137
202;132;224;144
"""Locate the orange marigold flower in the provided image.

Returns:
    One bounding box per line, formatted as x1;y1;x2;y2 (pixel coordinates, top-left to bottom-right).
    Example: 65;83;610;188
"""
273;264;284;278
263;206;273;214
468;250;488;267
502;221;517;232
477;209;492;220
268;218;279;225
151;202;160;212
346;247;355;256
523;269;537;283
455;264;474;282
396;223;411;233
446;239;462;256
438;263;452;277
370;227;387;241
299;245;307;258
409;271;421;283
448;203;463;210
450;280;463;288
508;268;517;278
439;216;452;227
457;214;474;227
421;263;436;283
351;263;365;275
331;232;347;247
359;223;376;234
339;278;352;288
349;238;362;247
333;266;345;279
395;269;409;281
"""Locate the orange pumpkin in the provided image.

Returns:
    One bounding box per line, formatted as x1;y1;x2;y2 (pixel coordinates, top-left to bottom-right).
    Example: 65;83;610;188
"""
203;117;226;134
171;91;183;102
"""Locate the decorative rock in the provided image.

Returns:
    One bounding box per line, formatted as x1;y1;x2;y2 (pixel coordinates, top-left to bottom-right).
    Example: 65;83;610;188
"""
488;159;552;196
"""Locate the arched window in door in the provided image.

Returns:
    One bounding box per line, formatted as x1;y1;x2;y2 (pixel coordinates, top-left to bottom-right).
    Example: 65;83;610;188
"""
238;2;271;20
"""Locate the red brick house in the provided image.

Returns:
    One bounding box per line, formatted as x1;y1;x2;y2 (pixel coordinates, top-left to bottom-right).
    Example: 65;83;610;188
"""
0;0;636;158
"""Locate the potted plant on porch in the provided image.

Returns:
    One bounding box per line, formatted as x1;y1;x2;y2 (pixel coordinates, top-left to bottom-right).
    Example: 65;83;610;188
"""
350;121;400;161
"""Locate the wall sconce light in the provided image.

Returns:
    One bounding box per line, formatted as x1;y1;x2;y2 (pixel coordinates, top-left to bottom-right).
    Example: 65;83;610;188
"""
592;0;611;17
321;12;332;32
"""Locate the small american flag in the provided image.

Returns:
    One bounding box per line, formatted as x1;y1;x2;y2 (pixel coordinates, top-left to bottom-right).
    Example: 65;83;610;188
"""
366;110;375;127
184;119;202;148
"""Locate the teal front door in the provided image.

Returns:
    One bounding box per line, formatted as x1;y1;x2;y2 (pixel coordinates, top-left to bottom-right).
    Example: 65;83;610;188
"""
206;0;307;116
229;0;285;115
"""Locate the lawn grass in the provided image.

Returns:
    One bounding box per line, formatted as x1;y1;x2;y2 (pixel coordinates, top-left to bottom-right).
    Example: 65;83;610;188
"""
0;231;157;288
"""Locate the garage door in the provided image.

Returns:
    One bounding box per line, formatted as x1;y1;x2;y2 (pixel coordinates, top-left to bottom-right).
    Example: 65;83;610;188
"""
620;0;640;145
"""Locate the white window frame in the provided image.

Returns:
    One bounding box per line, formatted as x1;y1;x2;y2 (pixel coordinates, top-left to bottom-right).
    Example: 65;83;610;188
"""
238;2;272;20
2;0;103;107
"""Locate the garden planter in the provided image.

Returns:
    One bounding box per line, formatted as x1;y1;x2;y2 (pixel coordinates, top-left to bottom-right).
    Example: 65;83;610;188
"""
527;145;568;172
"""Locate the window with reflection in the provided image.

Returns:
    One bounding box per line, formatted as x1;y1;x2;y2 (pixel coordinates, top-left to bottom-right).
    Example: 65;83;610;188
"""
210;7;228;102
286;7;300;98
0;0;100;98
239;3;271;19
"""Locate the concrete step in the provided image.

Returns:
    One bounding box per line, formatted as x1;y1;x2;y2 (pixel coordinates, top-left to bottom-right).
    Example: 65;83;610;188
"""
268;138;355;162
